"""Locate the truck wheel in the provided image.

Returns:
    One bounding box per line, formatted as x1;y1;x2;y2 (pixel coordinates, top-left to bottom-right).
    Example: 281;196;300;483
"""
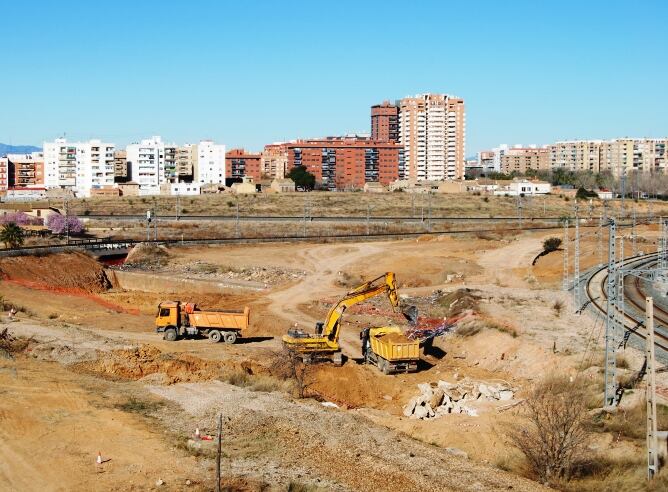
209;330;222;343
382;362;392;375
223;331;237;344
164;327;178;342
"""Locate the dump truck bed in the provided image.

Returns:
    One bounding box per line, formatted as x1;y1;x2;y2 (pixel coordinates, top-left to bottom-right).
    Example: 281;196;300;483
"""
369;328;420;361
188;306;250;331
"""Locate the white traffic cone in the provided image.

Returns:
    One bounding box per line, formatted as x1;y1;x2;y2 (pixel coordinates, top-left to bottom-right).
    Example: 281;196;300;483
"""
96;451;102;464
195;427;200;439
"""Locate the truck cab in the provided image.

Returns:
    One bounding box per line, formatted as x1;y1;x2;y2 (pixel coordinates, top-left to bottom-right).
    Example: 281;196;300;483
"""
155;301;181;340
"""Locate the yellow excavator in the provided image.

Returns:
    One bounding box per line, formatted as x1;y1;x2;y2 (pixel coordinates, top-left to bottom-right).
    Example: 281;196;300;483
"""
282;272;420;372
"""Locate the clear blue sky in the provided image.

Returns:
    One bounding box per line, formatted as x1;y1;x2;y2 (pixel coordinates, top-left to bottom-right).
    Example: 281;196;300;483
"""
1;0;666;155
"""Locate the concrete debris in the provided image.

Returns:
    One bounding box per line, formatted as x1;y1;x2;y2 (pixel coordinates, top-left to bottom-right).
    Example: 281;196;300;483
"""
445;447;469;459
403;380;516;420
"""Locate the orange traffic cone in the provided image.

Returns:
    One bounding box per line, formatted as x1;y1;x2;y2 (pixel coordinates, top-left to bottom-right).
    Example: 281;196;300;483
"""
195;428;200;439
96;452;103;464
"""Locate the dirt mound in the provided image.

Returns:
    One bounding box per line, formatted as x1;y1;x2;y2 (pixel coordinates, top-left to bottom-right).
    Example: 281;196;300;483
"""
124;243;169;268
0;251;112;293
73;344;267;384
437;288;481;317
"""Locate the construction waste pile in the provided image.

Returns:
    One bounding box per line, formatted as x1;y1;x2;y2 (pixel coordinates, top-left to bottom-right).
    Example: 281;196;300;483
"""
403;380;515;419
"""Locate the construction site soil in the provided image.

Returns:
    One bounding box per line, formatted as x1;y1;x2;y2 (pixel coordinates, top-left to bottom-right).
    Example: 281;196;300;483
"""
1;225;666;490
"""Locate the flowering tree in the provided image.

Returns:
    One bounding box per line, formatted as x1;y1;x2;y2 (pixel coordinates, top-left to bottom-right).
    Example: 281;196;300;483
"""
45;214;85;236
0;212;42;226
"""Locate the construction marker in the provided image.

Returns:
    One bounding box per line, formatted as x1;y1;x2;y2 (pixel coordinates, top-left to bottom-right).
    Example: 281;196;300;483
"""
96;452;102;464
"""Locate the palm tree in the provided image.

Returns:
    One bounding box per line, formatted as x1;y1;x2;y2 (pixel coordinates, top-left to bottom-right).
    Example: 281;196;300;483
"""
0;223;24;248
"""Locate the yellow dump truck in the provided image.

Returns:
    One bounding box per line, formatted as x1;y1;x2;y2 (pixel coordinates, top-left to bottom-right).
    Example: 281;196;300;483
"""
155;301;249;344
361;326;420;374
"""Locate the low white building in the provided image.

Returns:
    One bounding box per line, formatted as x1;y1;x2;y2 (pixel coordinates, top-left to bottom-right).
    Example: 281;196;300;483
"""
170;182;201;196
494;179;551;196
43;138;116;197
596;189;613;200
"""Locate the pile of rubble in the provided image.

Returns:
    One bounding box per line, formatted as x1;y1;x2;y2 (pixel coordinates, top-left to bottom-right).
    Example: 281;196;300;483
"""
403;380;515;419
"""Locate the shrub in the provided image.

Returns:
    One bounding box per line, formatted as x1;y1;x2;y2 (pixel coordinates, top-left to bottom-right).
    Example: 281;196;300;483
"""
543;237;562;252
506;377;589;484
0;223;24;248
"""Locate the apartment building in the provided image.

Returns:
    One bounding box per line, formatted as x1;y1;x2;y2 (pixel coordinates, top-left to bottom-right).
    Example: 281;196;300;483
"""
500;147;550;174
164;145;177;181
226;149;262;180
113;150;128;182
261;143;289;179
126;136;166;195
176;144;196;181
371;101;399;143
549;138;668;175
287;137;404;190
397;93;466;181
43;139;115;197
7;152;45;189
195;140;226;185
0;158;8;191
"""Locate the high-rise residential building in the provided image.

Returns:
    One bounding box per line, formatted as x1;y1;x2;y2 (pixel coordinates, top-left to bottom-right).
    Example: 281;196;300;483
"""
164;145;177;182
500;147;550;174
195;140;226;184
43;139;115;197
113;150;128;182
261;143;289;179
126;136;166;195
549;141;602;173
7;152;45;189
397;93;466;181
0;158;8;191
371;101;399;143
287;137;404;190
226;149;262;180
176;144;196;181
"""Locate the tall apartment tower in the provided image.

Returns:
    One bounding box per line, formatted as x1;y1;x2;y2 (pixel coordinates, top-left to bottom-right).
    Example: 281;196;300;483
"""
371;101;399;143
397;93;466;180
126;136;166;195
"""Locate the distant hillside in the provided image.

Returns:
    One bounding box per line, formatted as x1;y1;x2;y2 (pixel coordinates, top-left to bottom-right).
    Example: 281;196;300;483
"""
0;143;41;156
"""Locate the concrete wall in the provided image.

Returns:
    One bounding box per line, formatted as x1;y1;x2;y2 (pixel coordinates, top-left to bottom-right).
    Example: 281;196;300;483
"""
110;270;266;294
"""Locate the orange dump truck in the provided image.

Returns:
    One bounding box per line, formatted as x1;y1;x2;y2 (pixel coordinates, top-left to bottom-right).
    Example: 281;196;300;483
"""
155;301;250;344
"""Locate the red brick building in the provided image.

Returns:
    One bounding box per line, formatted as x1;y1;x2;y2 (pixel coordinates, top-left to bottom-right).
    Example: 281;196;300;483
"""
225;149;262;180
371;101;399;143
286;137;404;190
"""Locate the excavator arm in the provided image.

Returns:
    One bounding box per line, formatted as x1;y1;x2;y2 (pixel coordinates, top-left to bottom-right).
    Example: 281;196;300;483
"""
320;272;399;343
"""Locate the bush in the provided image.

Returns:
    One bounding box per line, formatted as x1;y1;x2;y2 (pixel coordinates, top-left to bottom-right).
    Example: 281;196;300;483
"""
0;212;42;226
543;237;562;253
506;377;589;484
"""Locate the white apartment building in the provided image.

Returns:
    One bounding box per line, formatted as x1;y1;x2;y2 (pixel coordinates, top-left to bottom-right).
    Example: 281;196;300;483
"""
194;140;226;184
126;136;167;195
43;138;115;197
398;93;466;181
0;157;8;191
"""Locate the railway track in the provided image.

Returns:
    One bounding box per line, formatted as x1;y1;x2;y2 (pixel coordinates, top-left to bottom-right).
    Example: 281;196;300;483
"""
585;253;668;354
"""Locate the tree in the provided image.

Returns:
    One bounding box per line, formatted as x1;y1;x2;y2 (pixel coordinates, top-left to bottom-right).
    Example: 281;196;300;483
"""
506;377;589;484
287;166;316;190
0;223;25;248
45;214;85;236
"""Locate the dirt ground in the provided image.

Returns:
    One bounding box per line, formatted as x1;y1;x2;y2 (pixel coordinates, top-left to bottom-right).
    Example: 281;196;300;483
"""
0;225;664;490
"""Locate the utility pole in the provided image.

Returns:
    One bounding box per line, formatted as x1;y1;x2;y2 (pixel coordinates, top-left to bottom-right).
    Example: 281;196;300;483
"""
604;217;618;407
574;202;580;306
620;170;626;219
598;216;603;267
517;194;523;229
235;198;240;238
632;200;637;256
366;204;371;236
646;297;659;480
427;193;432;232
562;218;569;292
175;189;180;221
146;210;151;241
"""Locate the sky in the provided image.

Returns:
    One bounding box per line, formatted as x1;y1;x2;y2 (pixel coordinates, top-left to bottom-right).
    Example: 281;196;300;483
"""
1;0;667;155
